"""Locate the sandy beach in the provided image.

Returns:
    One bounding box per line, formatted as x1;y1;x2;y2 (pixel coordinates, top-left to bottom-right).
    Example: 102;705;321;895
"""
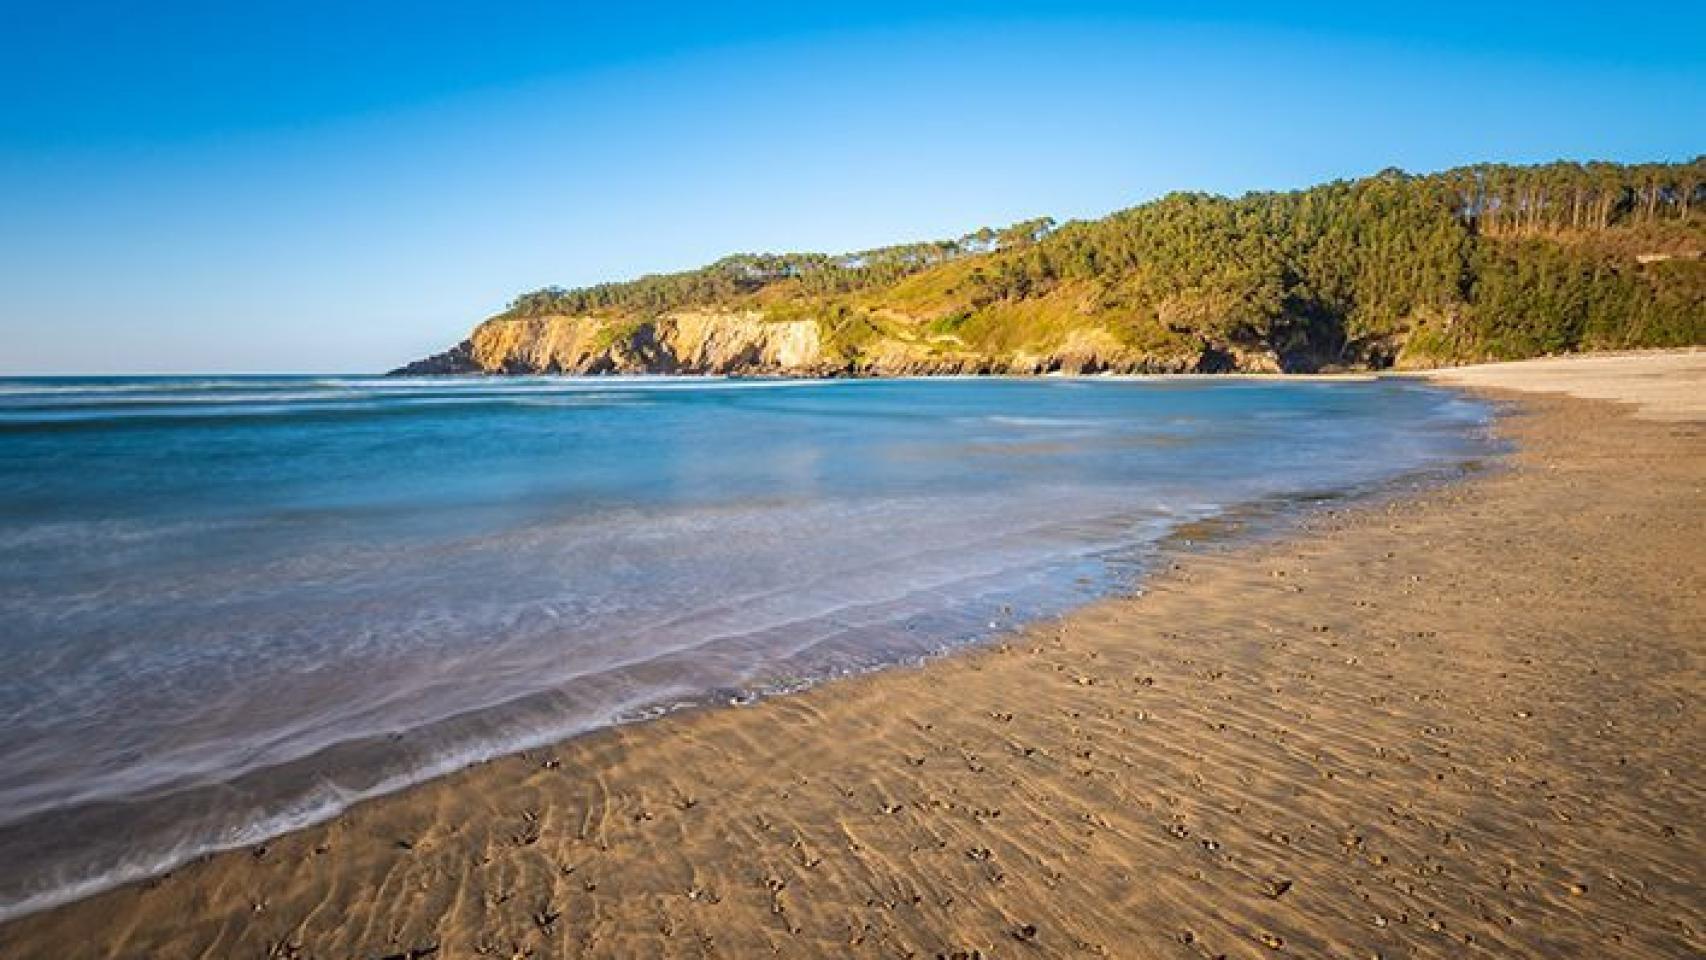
1;353;1701;960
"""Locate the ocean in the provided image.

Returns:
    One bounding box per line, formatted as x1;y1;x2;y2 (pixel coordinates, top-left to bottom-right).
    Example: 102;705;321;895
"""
0;374;1493;918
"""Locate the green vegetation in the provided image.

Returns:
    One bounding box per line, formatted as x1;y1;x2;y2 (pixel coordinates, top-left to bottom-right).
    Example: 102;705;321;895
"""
497;160;1704;371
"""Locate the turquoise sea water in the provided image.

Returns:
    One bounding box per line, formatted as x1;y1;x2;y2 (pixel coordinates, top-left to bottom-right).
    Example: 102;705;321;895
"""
0;375;1493;918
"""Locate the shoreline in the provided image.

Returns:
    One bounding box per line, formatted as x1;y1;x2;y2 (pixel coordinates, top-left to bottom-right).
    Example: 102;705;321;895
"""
0;406;1495;929
1;355;1701;958
0;377;1494;927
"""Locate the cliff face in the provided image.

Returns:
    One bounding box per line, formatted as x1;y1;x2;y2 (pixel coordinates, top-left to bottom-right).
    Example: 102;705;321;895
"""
391;311;1291;376
393;311;834;375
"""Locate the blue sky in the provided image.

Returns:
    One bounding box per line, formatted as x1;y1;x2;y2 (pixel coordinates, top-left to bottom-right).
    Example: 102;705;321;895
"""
2;2;1702;373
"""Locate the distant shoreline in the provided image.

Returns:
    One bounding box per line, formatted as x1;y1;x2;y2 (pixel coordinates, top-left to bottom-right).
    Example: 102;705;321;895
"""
4;344;1697;382
389;345;1704;380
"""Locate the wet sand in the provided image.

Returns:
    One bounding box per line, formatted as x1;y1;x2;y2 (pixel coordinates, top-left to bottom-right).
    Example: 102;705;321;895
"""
2;355;1701;959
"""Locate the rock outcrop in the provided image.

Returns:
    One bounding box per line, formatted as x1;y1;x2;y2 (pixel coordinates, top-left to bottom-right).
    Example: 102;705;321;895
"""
391;312;837;376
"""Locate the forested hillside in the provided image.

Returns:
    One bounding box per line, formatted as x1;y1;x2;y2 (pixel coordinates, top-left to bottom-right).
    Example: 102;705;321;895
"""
398;160;1704;375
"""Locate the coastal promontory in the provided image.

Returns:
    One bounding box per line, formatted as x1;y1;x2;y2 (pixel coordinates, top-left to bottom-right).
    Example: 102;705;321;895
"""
396;160;1705;377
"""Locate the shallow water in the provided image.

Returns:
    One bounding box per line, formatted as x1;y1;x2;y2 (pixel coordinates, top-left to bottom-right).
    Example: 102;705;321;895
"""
0;374;1492;918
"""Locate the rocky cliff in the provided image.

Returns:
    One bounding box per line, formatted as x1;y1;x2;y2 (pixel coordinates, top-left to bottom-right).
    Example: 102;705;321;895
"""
391;311;1289;376
394;311;835;376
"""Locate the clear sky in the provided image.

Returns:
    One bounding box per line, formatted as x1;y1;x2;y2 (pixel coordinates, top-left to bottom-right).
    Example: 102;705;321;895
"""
2;1;1702;373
